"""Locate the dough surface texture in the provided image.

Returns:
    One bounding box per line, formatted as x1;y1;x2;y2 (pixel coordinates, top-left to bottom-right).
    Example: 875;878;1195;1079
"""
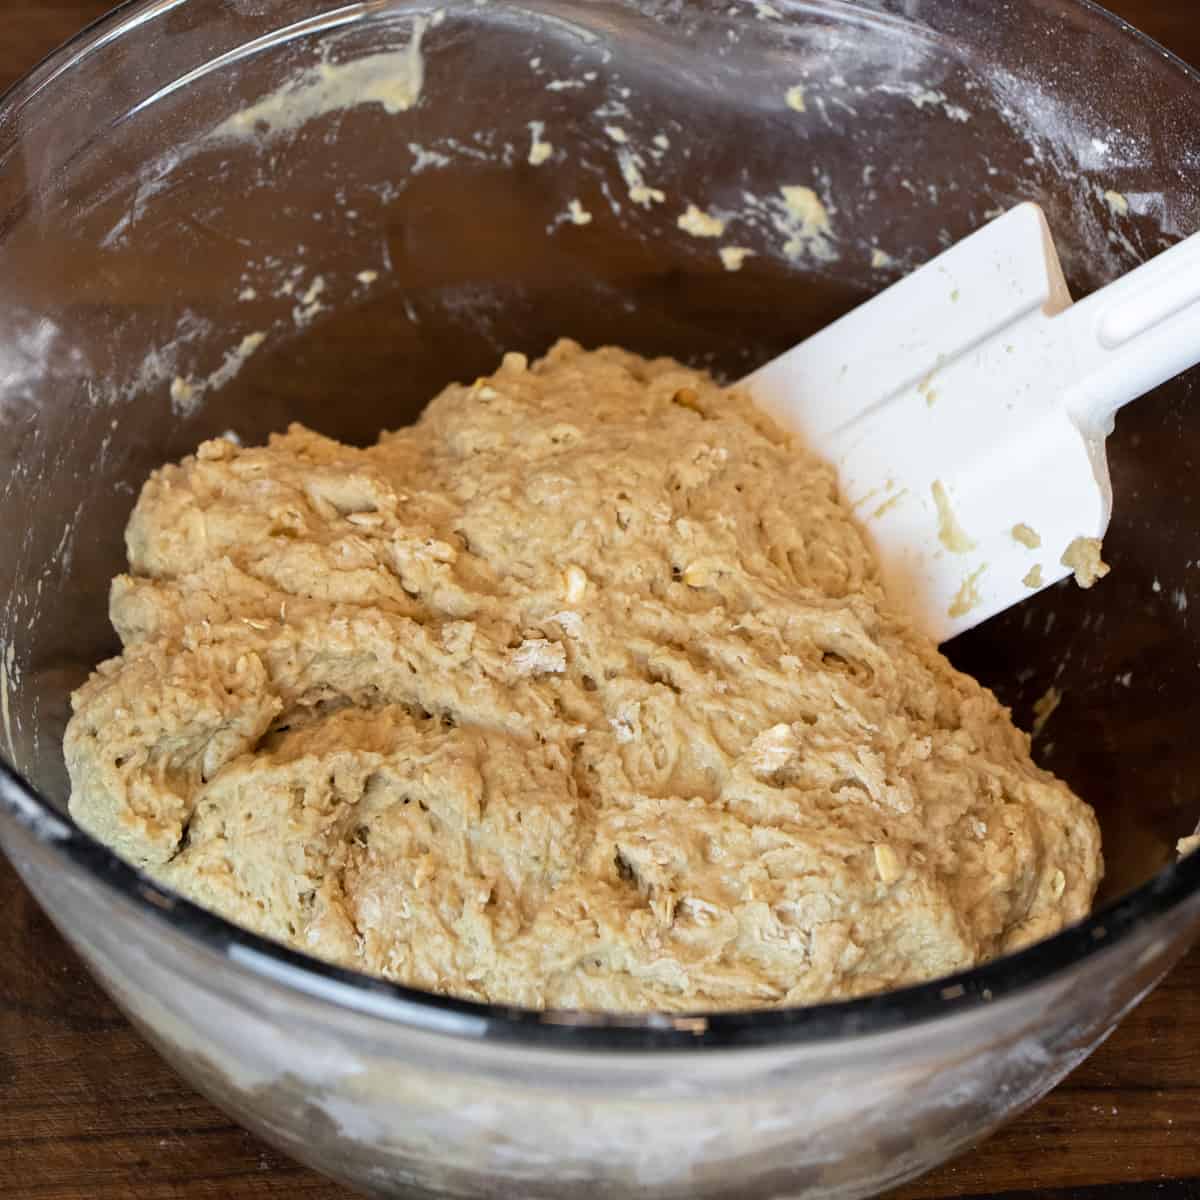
65;341;1103;1011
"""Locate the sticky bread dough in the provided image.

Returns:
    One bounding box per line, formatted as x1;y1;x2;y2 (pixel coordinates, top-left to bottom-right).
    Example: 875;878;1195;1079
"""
64;340;1103;1011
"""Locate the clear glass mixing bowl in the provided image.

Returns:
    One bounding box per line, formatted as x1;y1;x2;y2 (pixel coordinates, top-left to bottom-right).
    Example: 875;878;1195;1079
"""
2;1;1199;1197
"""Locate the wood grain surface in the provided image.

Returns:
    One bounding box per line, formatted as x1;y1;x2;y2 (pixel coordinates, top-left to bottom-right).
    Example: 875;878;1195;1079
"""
2;2;1199;1198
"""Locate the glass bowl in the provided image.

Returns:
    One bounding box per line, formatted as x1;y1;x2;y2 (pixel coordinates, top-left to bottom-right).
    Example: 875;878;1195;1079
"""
2;1;1199;1196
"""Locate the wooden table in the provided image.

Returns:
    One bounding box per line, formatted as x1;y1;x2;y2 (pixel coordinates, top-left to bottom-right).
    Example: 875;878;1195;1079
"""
2;2;1199;1197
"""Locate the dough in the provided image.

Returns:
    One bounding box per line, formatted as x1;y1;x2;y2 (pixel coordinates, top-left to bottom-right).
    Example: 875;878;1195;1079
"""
64;341;1103;1011
1061;537;1110;589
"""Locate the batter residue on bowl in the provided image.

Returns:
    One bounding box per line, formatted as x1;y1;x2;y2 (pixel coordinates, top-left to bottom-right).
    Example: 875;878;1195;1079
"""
64;341;1102;1011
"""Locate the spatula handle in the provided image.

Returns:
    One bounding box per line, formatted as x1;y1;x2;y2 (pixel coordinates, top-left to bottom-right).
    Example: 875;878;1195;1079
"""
1062;229;1200;433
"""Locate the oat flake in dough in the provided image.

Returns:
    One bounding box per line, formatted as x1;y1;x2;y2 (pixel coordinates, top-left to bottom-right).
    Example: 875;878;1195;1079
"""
64;340;1103;1012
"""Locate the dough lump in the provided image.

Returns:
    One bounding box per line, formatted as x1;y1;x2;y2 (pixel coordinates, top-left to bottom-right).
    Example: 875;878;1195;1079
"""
65;341;1103;1011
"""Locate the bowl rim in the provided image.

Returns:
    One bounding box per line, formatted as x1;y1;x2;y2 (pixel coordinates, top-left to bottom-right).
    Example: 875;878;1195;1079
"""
2;0;1200;1053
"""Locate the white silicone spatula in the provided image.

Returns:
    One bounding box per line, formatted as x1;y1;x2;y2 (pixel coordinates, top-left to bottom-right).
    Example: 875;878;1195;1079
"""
743;202;1200;642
